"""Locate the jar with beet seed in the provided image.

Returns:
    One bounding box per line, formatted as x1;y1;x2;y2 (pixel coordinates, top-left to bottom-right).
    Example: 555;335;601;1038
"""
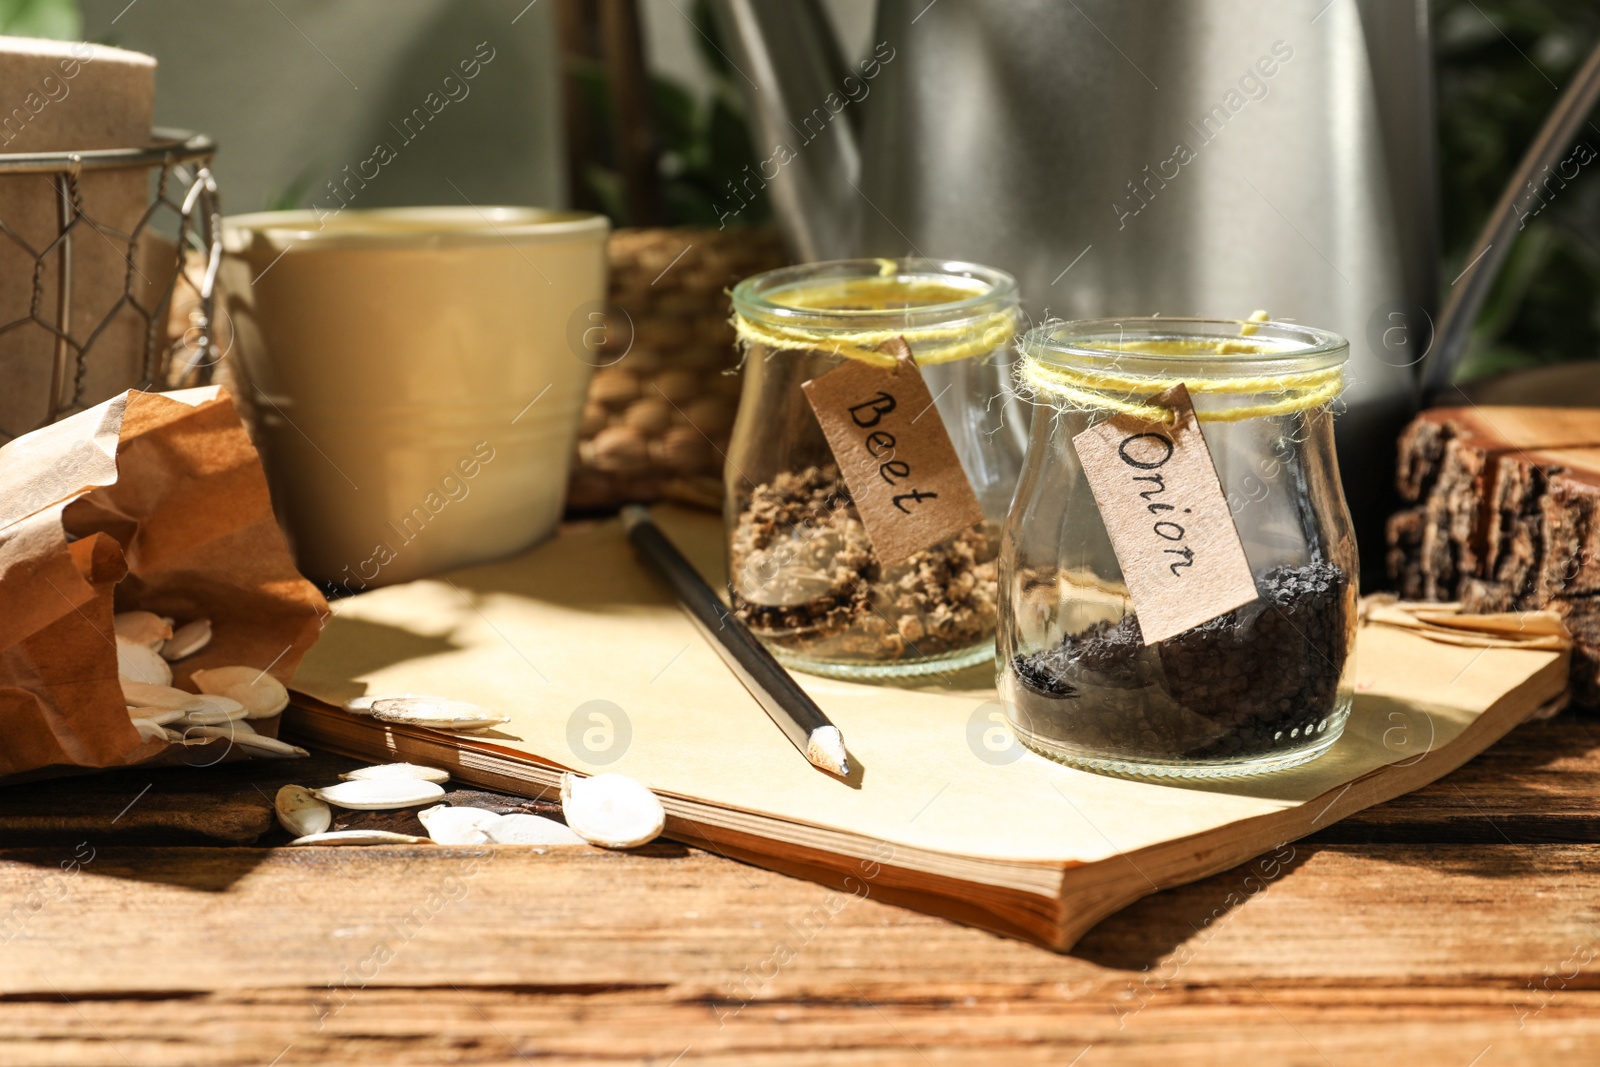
726;259;1027;679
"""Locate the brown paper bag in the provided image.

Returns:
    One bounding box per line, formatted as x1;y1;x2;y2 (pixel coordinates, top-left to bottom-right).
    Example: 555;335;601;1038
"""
0;386;328;780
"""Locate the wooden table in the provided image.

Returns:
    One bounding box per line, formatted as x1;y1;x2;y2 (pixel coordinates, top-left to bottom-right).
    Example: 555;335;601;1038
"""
2;714;1598;1065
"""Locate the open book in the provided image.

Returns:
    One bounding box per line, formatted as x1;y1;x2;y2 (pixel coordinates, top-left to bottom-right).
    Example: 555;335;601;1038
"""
285;509;1569;950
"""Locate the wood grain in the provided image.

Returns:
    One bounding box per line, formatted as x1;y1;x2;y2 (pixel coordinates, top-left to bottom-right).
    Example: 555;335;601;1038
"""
1;718;1598;1062
1388;405;1600;703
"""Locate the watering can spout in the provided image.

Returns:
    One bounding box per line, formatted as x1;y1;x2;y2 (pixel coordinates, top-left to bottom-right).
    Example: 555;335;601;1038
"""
706;0;861;260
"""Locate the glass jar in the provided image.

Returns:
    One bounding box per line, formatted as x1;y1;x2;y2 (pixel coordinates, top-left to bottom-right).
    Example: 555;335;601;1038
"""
726;258;1026;679
999;318;1357;778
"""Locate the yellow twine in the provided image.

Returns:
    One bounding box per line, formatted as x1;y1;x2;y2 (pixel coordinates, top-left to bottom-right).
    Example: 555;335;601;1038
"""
1017;320;1345;424
732;264;1016;368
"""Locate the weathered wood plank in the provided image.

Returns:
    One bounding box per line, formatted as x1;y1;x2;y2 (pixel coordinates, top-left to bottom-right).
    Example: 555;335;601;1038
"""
1309;713;1600;842
0;986;1596;1066
3;843;1598;992
4;835;1599;1062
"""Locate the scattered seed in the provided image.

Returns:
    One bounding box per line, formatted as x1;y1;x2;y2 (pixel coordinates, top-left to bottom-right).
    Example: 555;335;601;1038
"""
489;812;587;846
313;779;446;810
114;611;172;650
417;804;498;845
341;763;450;785
126;705;186;726
119;680;206;711
229;732;307;759
191;666;289;719
175;703;249;726
228;682;289;719
160;618;212;661
559;773;665;849
195;694;246;716
286;830;429;846
342;693;438;714
116;637;172;686
183;725;308;759
275;785;332;837
365;696;510;731
344;694;420;713
131;718;169;743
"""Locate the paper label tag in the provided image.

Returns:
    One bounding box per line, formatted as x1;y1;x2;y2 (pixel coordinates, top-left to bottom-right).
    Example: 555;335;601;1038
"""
1071;384;1258;644
802;342;985;564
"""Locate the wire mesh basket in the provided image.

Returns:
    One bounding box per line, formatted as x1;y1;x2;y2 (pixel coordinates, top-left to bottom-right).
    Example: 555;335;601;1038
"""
0;127;220;443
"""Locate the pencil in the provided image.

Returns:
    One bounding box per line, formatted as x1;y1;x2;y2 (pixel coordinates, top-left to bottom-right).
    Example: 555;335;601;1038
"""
620;505;851;778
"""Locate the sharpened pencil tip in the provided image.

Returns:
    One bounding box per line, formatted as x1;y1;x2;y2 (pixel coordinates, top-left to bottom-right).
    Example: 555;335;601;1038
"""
620;505;650;532
806;725;850;777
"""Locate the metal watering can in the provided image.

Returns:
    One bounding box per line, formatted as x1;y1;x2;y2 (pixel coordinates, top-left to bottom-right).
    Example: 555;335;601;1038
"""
708;0;1438;572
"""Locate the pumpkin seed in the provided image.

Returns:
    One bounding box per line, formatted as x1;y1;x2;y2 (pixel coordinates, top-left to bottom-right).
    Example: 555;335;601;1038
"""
130;717;170;743
191;666;289;719
196;694;246;715
114;611;172;650
559;772;665;849
126;705;186;726
488;812;588;846
176;704;248;726
119;680;205;711
287;830;429;846
341;763;450;785
160;618;212;661
366;696;510;731
115;637;172;686
183;725;308;759
342;693;438;714
275;785;332;837
417;804;498;845
229;732;307;759
313;779;446;810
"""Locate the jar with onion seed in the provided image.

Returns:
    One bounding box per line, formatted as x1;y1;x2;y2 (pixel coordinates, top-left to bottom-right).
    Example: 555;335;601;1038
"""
726;258;1027;679
999;318;1358;778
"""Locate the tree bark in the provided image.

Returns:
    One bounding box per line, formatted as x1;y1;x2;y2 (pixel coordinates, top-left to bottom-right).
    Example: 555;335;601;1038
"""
1388;406;1600;705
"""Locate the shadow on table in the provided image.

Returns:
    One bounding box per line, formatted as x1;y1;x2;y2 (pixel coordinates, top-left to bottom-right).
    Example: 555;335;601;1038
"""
0;750;366;889
1071;843;1316;969
1071;714;1600;969
289;615;463;709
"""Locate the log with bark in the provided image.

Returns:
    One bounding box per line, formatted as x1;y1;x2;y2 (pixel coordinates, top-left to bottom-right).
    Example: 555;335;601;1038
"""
1387;406;1600;705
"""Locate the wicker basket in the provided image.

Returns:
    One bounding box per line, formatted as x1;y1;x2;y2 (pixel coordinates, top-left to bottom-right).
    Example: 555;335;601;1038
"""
566;227;789;513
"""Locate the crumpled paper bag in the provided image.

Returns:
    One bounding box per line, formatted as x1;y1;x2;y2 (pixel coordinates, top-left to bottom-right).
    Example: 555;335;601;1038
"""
0;386;328;780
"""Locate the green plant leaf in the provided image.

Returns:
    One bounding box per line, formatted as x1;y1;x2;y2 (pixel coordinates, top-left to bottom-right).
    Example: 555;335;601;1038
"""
570;0;768;228
0;0;81;39
661;181;720;228
585;165;628;227
651;74;699;158
1436;0;1600;381
704;94;769;227
569;57;615;143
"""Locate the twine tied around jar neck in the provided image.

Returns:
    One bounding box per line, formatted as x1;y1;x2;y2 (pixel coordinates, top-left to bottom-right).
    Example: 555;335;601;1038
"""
732;260;1017;369
1015;328;1347;425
